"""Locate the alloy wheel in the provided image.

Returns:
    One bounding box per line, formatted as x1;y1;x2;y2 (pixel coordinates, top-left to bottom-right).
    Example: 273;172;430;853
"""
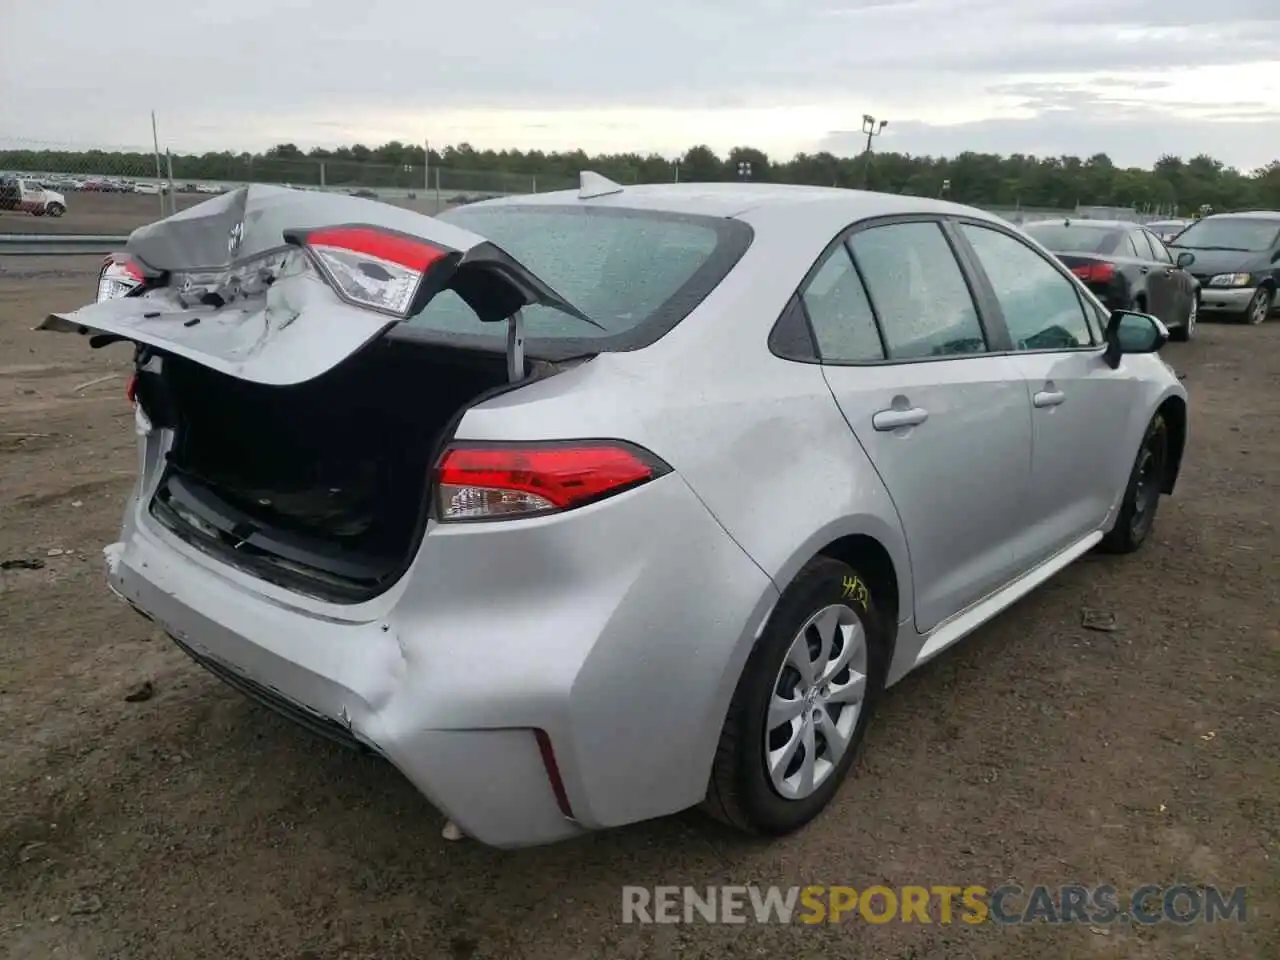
765;604;868;800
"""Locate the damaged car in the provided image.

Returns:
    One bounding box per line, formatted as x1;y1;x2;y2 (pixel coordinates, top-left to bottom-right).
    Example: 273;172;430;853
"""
45;179;1188;848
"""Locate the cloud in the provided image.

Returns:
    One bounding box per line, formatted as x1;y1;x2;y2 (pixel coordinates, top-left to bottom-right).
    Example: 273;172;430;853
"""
1;0;1277;168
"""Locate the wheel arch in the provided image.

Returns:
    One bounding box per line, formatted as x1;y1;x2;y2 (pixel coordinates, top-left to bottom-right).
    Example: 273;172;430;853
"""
1157;394;1188;495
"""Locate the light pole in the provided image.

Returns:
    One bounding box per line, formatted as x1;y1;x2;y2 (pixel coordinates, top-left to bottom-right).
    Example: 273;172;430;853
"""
860;114;888;189
737;161;753;181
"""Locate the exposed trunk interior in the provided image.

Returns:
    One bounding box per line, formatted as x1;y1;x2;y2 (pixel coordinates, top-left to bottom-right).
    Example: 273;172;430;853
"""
140;338;514;602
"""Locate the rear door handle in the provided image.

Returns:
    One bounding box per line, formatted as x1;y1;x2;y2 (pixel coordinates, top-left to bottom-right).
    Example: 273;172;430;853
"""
872;407;929;431
1033;390;1065;408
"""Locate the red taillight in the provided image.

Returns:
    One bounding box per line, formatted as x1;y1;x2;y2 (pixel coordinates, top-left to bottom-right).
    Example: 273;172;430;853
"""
125;373;138;404
434;441;670;521
296;225;452;316
1071;262;1116;283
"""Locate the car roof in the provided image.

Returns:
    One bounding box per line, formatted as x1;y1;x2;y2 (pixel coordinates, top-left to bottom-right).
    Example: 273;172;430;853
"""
1023;218;1136;230
1202;210;1280;221
476;181;1003;224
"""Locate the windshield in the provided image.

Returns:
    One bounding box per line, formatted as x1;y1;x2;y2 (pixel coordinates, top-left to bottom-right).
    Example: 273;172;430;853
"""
1170;218;1280;252
405;204;752;352
1022;223;1119;254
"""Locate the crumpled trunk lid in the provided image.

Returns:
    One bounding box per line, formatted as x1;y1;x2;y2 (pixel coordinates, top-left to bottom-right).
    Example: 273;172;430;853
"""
38;184;595;386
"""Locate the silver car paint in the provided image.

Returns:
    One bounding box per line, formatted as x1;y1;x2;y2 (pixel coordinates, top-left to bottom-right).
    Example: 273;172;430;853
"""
64;183;1185;847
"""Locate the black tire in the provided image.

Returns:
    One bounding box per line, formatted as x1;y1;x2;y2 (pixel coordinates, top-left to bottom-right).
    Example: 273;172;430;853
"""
1169;295;1196;342
1099;413;1169;554
46;203;65;218
703;555;887;835
1245;286;1273;326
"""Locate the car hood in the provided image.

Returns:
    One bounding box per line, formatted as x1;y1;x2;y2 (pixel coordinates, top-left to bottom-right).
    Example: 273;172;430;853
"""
1167;247;1270;276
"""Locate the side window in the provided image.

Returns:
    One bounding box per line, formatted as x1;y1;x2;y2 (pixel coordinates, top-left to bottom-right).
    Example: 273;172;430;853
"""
1120;232;1142;257
1145;231;1173;264
847;222;987;360
800;245;884;362
1131;229;1158;260
958;223;1094;350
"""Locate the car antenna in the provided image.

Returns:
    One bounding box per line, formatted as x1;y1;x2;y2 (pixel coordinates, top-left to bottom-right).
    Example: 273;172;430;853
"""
579;171;624;200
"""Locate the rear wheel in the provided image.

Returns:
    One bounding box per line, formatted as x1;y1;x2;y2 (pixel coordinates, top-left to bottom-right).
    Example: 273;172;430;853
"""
1246;286;1273;325
1169;294;1197;342
703;556;886;835
1099;413;1168;554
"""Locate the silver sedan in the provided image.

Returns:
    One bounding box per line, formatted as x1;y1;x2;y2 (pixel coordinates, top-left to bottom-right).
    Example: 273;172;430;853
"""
45;179;1188;847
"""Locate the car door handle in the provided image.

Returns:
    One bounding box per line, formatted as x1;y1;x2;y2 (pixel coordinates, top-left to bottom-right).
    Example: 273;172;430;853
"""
1033;390;1065;408
872;407;929;431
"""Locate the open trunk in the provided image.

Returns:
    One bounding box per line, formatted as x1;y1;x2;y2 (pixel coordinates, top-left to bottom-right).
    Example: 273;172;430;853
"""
140;340;514;601
39;184;603;602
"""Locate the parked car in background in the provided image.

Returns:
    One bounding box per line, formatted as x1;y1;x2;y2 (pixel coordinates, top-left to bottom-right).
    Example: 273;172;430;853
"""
43;181;1188;849
1166;212;1280;324
1146;219;1192;244
1021;218;1199;341
0;175;67;217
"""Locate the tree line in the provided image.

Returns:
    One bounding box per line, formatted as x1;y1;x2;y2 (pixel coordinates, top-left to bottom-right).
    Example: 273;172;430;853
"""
4;140;1279;213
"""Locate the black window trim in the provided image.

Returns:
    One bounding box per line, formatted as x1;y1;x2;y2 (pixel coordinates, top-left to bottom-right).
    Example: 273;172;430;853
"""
947;217;1107;355
769;213;1015;368
768;212;1119;367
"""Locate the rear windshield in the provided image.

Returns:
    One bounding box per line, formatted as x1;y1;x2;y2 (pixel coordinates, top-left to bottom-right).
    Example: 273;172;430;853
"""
1168;217;1280;252
402;204;753;355
1022;223;1120;254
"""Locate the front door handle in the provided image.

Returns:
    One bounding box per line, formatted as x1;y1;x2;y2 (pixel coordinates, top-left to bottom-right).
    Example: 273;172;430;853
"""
1033;390;1065;408
872;407;929;431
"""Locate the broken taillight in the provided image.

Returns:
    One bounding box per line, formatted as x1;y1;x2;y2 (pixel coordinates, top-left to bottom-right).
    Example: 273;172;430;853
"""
96;255;145;302
297;225;450;317
434;441;671;522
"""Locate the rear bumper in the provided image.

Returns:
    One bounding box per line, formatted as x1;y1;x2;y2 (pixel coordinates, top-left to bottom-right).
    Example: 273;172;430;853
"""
1199;286;1256;313
105;470;777;848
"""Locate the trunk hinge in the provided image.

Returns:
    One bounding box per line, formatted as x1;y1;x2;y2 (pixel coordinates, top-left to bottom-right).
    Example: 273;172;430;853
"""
506;309;525;383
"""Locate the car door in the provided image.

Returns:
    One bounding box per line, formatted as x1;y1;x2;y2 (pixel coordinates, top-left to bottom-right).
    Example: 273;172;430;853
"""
1142;228;1195;324
810;218;1033;633
1128;228;1181;324
952;220;1136;567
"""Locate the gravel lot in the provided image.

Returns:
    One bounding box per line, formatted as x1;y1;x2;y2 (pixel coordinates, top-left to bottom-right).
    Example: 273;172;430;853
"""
1;222;1278;959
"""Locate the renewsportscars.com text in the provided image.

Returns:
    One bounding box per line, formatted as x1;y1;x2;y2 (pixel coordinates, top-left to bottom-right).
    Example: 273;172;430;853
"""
621;884;1247;925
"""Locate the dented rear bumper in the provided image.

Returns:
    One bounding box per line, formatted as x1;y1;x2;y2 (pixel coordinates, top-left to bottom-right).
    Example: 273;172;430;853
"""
103;466;777;848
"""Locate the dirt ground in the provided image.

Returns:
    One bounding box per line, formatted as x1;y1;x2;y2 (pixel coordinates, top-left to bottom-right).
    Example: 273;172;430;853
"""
0;190;450;238
1;239;1277;960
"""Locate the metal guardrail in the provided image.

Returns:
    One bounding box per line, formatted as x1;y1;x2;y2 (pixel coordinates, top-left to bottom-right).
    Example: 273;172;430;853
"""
0;233;127;256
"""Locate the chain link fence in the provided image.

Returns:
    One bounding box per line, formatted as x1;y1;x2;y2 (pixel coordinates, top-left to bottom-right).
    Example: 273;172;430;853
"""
0;136;579;230
2;134;1174;234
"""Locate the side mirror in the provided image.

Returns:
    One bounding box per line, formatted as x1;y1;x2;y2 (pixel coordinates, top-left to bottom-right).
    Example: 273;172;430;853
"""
1103;310;1169;368
1175;251;1195;269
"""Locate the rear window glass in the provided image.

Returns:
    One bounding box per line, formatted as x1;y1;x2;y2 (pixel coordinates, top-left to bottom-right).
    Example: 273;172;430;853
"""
404;205;752;353
1022;223;1120;254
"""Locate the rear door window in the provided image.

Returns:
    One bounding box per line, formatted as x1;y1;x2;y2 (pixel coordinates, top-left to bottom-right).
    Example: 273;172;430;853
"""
847;222;988;360
801;246;884;362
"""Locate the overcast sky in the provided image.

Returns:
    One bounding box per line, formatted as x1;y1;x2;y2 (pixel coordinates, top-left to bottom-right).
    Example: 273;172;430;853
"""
3;1;1278;170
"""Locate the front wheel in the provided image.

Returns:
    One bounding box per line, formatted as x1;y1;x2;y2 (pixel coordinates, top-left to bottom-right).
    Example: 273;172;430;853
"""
1099;413;1169;554
1245;286;1273;326
703;556;886;835
46;203;65;218
1169;294;1197;342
